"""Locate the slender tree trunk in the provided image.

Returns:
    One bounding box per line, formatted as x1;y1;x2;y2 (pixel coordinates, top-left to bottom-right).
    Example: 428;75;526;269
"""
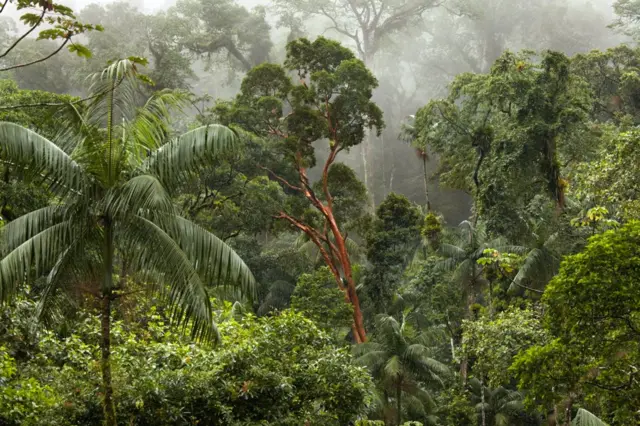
480;378;486;426
564;396;574;426
101;221;116;426
100;294;116;426
423;155;431;211
396;379;402;426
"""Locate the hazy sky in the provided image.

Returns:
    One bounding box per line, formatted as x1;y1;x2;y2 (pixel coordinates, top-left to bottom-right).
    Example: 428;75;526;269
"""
63;0;268;13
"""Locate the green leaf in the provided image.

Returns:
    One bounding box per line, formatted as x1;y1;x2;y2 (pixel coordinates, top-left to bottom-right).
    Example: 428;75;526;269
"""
68;44;92;58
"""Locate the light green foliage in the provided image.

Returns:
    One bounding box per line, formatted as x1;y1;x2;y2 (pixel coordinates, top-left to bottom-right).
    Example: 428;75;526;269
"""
0;346;57;426
291;267;353;334
436;384;476;426
513;222;640;423
462;307;549;387
572;128;640;221
0;60;256;423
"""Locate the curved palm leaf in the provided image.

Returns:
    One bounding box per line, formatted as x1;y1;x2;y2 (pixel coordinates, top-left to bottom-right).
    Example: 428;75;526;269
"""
0;122;87;194
141;125;238;191
103;174;176;218
0;206;67;255
123;215;217;342
157;215;256;299
573;409;608;426
0;220;79;302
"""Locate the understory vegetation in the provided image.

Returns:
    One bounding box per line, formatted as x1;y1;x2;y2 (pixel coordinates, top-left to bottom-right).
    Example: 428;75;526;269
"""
1;1;640;425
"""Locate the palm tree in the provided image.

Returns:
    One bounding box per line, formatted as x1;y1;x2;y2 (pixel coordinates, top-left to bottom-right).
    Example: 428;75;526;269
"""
438;221;503;313
0;59;255;426
509;225;560;296
355;312;449;426
469;379;529;426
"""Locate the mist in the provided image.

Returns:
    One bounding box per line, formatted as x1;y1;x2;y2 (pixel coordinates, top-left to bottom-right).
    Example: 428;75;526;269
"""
2;0;629;223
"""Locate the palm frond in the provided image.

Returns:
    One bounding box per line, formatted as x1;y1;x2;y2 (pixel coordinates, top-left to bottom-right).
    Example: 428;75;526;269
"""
0;206;67;255
438;243;466;261
128;89;190;154
509;247;559;293
573;409;609;426
0;221;78;303
103;174;176;218
35;226;99;324
157;215;256;299
384;355;402;379
85;59;145;126
0;122;87;194
141;125;238;191
123;215;217;343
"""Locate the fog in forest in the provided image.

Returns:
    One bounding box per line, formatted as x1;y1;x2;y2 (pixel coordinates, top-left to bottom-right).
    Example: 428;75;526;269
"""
1;0;627;223
4;2;640;424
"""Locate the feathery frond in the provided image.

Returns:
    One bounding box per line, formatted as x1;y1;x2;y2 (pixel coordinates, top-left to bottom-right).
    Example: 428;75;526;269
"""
141;125;238;191
0;122;87;194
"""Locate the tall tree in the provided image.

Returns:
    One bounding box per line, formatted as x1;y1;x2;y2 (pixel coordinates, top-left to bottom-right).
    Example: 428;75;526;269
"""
274;0;442;65
273;0;442;204
216;37;384;343
364;193;423;315
79;2;195;91
413;50;594;238
174;0;272;72
513;221;640;424
0;59;255;425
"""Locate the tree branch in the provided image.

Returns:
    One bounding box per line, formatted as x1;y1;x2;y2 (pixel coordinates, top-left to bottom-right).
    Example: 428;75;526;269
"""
260;166;303;192
0;75;126;110
0;6;46;60
0;36;71;72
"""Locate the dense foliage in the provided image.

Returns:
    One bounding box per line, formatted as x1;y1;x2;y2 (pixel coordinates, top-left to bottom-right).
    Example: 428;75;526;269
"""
0;0;639;425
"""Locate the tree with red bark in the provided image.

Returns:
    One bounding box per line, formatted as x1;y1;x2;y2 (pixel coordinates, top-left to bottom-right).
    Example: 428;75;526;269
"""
215;37;384;343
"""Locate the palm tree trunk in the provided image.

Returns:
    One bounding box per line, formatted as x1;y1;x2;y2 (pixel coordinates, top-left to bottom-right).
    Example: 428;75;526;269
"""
481;379;486;426
100;294;116;426
396;379;402;426
101;220;117;426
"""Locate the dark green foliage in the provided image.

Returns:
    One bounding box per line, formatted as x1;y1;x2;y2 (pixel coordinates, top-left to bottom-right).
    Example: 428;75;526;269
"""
414;50;595;240
363;194;423;314
226;36;383;160
355;313;450;426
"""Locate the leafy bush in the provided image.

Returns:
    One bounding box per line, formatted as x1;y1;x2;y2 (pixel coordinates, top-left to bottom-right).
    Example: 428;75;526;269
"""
0;301;373;425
